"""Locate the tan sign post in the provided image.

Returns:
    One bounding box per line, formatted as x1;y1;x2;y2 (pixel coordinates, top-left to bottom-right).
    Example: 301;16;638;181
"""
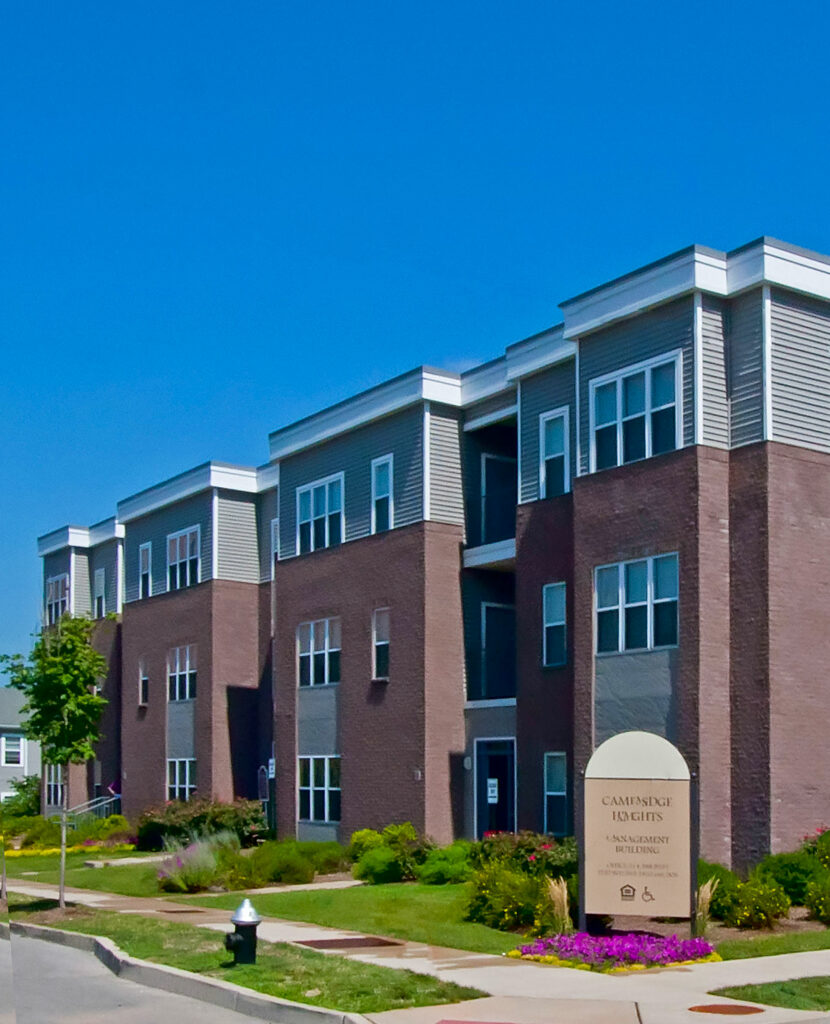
581;732;693;926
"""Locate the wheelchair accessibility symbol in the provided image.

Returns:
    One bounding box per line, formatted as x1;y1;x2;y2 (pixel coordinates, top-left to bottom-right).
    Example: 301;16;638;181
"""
641;887;655;903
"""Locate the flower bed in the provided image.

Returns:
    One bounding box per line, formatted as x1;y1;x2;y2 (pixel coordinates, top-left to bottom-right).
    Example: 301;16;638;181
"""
509;932;721;972
4;843;135;858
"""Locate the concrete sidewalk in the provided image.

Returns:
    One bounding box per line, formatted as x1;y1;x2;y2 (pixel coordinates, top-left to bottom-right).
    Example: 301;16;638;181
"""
8;879;830;1023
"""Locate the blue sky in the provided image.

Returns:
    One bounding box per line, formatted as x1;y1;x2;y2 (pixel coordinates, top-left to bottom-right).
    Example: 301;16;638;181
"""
3;0;830;666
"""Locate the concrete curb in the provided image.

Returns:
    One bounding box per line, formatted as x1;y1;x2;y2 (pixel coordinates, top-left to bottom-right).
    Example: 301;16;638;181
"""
11;921;369;1024
0;922;9;941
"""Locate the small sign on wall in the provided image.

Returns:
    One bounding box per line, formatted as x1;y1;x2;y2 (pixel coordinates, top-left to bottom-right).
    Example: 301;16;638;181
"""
267;758;275;779
487;778;499;804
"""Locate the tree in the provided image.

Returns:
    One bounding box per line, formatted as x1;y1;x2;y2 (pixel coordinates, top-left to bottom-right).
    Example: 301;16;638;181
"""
1;616;107;908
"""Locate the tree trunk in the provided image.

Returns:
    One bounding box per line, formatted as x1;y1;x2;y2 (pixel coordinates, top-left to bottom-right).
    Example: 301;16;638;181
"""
59;764;68;910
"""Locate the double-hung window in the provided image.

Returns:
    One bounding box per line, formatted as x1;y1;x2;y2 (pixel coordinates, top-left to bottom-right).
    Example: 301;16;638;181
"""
373;608;390;680
297;618;341;687
46;574;69;625
298;756;341;823
297;475;343;554
595;553;679;654
46;764;64;807
138;658;149;706
167;759;196;801
539;408;570;498
167;526;200;590
1;734;22;767
544;752;568;836
139;542;152;599
591;354;680;472
542;582;567;667
167;645;197;701
371;455;393;533
94;568;106;618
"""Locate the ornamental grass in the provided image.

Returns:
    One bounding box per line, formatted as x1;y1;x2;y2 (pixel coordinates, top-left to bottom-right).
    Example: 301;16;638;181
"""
510;932;720;972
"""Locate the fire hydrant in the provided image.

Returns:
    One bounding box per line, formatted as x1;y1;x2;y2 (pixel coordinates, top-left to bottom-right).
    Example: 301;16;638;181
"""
224;898;261;965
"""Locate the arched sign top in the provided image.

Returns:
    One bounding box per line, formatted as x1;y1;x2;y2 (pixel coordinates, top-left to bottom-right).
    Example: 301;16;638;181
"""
585;731;690;781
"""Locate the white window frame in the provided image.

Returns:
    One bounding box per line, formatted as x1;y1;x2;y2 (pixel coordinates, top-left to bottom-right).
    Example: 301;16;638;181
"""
166;525;201;591
297;618;341;687
94;567;106;618
298;755;341;823
543;751;568;836
542;582;567;668
539;406;570;499
167;758;196;801
594;552;679;654
0;793;14;804
372;607;390;680
45;573;69;626
167;645;197;701
138;658;149;706
139;542;152;599
588;351;682;473
1;733;24;770
296;472;345;554
270;517;280;578
45;764;64;807
371;454;394;534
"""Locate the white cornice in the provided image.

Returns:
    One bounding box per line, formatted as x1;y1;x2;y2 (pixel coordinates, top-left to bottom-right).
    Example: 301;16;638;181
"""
460;357;511;404
505;325;576;380
268;367;462;461
117;462;258;523
256;462;280;491
38;518;124;555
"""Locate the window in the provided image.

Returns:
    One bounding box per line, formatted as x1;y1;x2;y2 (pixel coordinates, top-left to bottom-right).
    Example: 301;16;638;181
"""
297;475;343;554
539;408;570;498
371;455;393;533
167;526;200;590
94;568;106;618
167;759;196;801
46;764;64;807
138;658;149;706
297;618;341;687
139;542;152;599
590;354;680;472
542;583;567;667
298;756;341;823
46;574;69;625
270;517;280;576
373;608;390;680
167;645;197;701
544;752;568;836
1;734;22;767
595;553;679;654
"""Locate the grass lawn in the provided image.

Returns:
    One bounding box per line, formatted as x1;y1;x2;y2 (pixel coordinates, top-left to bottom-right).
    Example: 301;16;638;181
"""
7;894;483;1013
181;882;518;955
713;977;830;1012
717;928;830;960
3;850;162;898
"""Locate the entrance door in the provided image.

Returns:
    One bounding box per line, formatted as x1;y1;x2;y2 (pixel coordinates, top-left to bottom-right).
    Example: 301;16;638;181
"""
476;739;516;836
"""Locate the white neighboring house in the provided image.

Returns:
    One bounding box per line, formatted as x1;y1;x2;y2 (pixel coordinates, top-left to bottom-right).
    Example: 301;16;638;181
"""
0;686;41;804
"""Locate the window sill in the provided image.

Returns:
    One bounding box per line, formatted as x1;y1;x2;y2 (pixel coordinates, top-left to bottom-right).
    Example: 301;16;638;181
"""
371;677;390;685
298;683;340;690
298;819;340;826
168;698;197;704
464;697;517;709
596;644;679;658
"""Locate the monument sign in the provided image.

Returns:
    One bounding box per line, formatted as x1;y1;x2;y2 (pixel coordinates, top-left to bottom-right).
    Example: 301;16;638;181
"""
583;731;692;919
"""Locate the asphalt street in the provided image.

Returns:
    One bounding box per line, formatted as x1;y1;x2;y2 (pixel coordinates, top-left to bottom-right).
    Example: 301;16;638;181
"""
6;934;256;1023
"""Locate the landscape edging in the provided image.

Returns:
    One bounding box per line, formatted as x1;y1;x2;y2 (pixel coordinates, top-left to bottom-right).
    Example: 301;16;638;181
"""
10;921;369;1024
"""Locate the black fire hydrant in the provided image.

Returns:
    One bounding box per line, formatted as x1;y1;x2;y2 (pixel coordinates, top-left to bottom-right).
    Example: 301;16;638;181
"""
224;899;261;965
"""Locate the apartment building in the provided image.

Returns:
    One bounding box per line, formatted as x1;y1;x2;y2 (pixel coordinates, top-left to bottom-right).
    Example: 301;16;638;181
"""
0;687;41;805
38;237;830;868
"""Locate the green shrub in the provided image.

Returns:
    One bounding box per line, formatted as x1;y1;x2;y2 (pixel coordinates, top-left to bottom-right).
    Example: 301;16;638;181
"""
248;842;316;885
466;860;544;931
805;873;830;924
469;831;578;879
718;878;790;929
347;828;384;862
757;850;828;905
0;776;40;819
698;860;741;920
137;799;266;851
157;831;240;893
354;846;404;884
815;831;830;871
294;840;350;875
21;817;61;848
415;842;472;885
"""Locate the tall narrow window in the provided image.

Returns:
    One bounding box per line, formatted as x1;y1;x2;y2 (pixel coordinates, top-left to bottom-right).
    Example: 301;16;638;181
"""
540;408;569;498
167;645;197;701
270;517;280;577
542;582;567;667
46;574;69;625
139;542;152;599
297;475;344;554
298;756;341;823
371;455;393;533
544;752;568;836
94;568;106;618
373;608;390;680
297;618;341;686
138;659;149;706
167;526;200;590
45;764;64;807
167;759;196;801
595;553;679;654
1;734;22;767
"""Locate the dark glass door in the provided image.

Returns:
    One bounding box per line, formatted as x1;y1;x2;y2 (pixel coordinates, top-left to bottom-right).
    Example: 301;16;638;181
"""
476;739;515;836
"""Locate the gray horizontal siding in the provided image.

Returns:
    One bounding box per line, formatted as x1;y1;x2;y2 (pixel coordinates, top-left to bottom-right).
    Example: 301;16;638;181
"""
464;390;517;425
701;295;729;447
279;405;424;557
728;289;765;447
124;492;213;602
578;296;695;473
770;288;830;452
73;550;91;617
429;404;464;527
216;492;259;584
257;486;279;582
89;540;119;616
519;360;576;503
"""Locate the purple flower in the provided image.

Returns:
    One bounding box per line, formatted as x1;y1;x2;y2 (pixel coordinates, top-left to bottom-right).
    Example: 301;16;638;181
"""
516;932;715;969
